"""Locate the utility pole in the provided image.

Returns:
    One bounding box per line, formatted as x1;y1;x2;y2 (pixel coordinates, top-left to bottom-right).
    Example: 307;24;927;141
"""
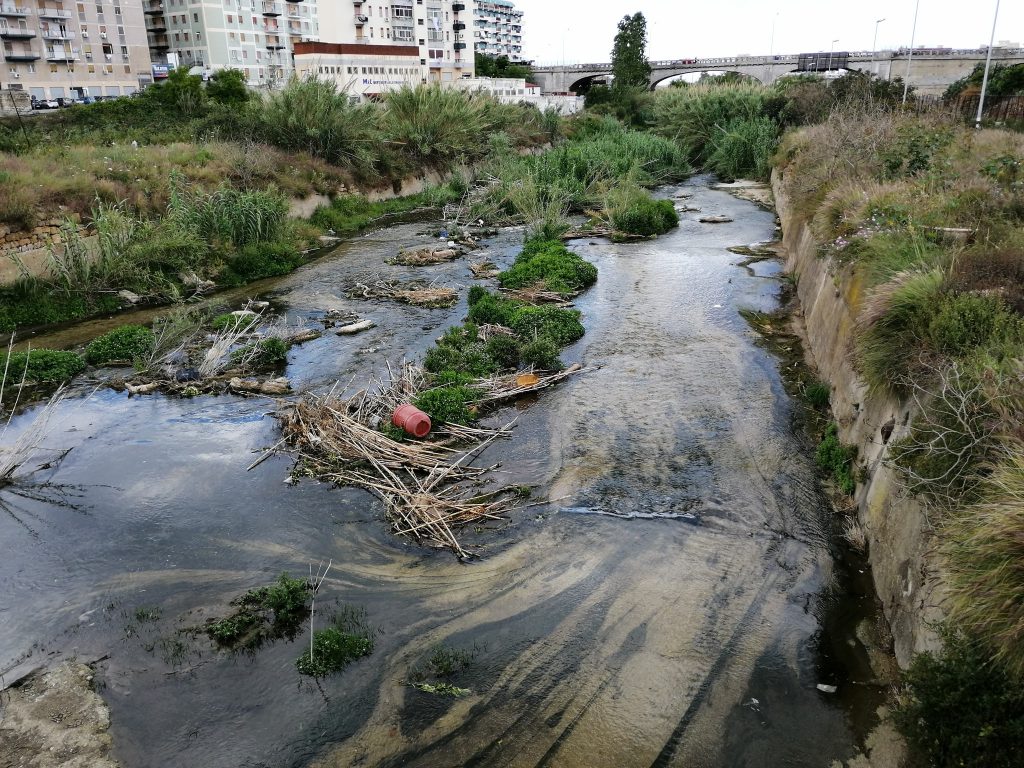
872;18;885;76
764;11;778;84
902;0;921;104
828;38;838;74
974;0;1001;128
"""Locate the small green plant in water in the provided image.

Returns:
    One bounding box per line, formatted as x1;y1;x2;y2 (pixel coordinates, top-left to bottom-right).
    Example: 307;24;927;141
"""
803;381;831;409
295;606;374;678
1;349;85;384
84;325;155;366
206;573;311;651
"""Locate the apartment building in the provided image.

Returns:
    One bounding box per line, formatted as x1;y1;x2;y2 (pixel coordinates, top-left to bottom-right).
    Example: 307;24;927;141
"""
473;0;521;62
144;0;319;87
293;41;420;99
317;0;471;85
0;0;152;100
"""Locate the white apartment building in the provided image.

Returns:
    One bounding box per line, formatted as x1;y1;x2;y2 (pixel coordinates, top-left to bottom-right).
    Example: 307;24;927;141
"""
317;0;471;84
144;0;319;87
0;0;152;100
454;76;582;113
293;41;420;99
472;0;521;62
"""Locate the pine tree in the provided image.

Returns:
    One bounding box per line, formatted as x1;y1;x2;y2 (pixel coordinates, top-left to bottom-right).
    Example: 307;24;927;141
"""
610;13;651;89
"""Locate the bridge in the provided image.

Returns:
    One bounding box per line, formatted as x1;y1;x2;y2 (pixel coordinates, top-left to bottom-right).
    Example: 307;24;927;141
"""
533;48;1024;96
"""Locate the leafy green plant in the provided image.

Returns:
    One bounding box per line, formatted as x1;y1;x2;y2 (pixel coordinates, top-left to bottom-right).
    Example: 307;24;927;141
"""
1;349;85;384
414;385;477;425
816;422;857;495
230;337;289;369
206;573;311;651
295;606;374;677
520;338;563;371
84;325;155;366
219;242;303;286
498;238;598;295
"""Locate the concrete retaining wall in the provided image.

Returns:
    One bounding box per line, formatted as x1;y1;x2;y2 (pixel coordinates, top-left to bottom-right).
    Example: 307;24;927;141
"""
773;169;945;667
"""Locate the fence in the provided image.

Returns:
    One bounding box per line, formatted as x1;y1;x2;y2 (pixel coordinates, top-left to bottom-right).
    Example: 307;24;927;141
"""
912;93;1024;125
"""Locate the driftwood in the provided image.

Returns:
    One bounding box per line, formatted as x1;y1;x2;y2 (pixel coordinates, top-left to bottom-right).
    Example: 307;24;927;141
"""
336;320;376;335
470;364;586;405
469;261;500;279
230;377;291;395
392;247;461;266
349;279;459;309
699;215;734;224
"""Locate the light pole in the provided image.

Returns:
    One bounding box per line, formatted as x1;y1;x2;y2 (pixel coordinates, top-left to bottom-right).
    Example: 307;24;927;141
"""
827;38;838;74
764;11;779;84
902;0;921;104
974;0;1001;128
872;18;885;76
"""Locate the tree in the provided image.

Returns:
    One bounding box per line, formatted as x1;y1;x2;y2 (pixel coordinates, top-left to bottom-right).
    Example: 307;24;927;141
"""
206;68;250;106
610;13;651;89
474;52;533;81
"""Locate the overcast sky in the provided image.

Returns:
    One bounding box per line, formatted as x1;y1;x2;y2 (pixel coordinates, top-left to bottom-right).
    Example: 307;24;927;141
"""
514;1;1023;65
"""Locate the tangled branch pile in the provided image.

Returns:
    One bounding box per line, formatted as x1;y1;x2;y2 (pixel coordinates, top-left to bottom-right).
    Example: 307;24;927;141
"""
281;366;515;558
349;279;459;308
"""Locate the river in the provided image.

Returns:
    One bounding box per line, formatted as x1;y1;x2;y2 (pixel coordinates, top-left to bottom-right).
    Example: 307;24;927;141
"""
0;177;883;767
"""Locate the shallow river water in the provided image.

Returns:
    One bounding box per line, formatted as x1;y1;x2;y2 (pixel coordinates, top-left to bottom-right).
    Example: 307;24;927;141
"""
0;178;882;767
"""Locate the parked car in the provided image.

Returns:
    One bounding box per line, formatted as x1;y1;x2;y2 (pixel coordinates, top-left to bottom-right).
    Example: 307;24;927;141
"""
30;98;60;110
55;96;80;107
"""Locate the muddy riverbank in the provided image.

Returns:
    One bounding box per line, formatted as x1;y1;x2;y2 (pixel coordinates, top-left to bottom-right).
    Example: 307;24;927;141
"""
1;178;887;767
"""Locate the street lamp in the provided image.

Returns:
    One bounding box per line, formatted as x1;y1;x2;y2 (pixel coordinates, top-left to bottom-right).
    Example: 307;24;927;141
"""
827;38;838;74
764;11;779;84
902;0;921;104
872;18;885;76
975;0;1001;128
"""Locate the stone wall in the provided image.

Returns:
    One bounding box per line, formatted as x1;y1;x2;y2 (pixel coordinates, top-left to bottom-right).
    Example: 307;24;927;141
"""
0;216;88;285
773;169;945;668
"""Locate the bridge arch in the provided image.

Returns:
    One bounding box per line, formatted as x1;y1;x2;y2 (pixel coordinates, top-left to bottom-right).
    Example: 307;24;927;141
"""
650;69;767;88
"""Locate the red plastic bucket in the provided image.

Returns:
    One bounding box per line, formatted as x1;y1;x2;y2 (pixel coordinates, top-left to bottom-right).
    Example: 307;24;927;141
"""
392;403;431;438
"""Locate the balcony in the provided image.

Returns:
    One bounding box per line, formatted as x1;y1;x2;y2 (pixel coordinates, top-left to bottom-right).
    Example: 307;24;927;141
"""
354;14;366;25
45;47;77;60
452;3;464;12
149;33;169;50
265;34;284;49
40;28;73;40
37;7;71;19
146;17;166;33
3;47;39;59
0;26;34;37
143;1;163;14
452;21;464;31
0;6;31;15
453;41;466;51
262;2;281;16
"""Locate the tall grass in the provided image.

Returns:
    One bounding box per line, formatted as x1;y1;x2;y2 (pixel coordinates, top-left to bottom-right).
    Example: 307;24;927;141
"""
706;116;779;181
256;75;379;169
382;85;491;165
943;445;1024;679
167;178;289;249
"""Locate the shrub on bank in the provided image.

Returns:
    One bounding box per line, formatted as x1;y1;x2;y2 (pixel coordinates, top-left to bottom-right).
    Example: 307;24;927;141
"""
606;185;679;236
815;422;857;495
893;627;1024;768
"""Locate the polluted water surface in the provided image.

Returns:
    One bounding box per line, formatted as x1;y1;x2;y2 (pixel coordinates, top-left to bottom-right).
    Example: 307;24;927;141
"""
0;177;883;768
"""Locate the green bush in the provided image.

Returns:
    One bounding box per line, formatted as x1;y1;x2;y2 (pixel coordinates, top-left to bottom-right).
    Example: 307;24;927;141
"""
0;286;121;333
608;188;679;236
84;325;155;366
816;422;858;494
521;338;563;371
893;628;1024;768
485;334;523;370
498;238;598;295
2;349;85;384
231;337;289;369
219;241;303;285
423;324;498;377
414;385;477;425
928;293;1021;357
510;305;585;346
